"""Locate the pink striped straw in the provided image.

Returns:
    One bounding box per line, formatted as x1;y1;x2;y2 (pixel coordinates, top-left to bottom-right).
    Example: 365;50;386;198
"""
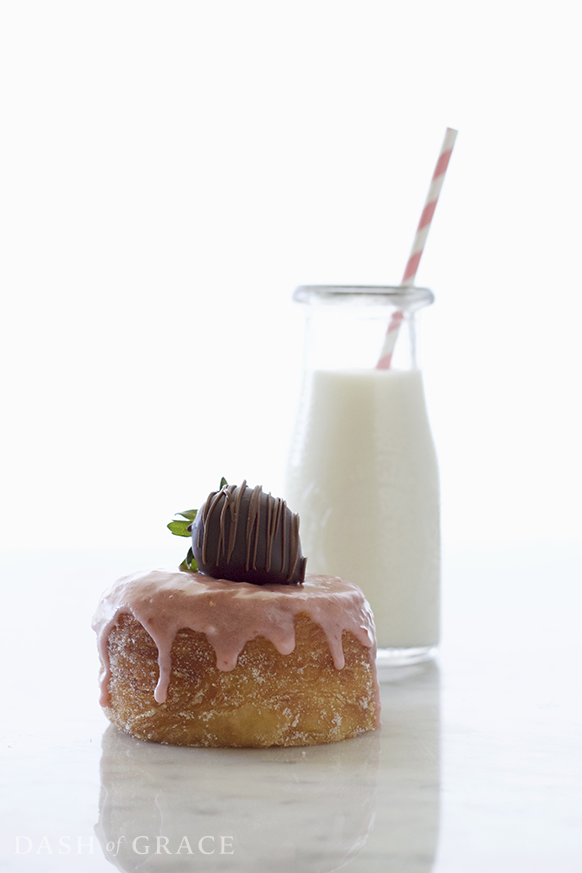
376;127;458;369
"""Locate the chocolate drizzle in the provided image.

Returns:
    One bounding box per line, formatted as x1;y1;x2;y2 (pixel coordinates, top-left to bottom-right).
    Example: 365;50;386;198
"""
191;481;307;585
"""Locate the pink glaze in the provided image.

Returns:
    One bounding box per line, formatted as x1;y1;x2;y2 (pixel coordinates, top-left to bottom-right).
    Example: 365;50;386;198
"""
92;569;380;726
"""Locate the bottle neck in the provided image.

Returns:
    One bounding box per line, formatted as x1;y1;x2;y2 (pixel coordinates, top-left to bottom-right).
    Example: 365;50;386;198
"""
301;305;426;372
294;286;433;372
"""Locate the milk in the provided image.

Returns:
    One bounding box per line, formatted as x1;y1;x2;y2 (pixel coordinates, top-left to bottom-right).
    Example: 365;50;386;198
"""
285;367;440;650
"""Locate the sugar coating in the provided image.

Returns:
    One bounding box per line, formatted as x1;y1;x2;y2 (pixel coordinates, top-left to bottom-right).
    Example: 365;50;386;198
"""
103;613;378;747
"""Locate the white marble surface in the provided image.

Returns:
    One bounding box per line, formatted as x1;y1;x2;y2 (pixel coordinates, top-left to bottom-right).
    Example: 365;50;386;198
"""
1;545;581;872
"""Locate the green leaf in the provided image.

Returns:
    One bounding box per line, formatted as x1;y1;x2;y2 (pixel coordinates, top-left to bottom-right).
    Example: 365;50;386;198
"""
179;546;198;573
167;519;192;537
219;477;228;489
167;508;197;538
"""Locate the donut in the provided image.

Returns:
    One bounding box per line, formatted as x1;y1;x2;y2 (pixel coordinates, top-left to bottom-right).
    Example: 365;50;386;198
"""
92;482;380;747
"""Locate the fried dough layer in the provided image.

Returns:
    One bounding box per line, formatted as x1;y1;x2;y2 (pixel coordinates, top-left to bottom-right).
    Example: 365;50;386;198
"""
102;612;378;747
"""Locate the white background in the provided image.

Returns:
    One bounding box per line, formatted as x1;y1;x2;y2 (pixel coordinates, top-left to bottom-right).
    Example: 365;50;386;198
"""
1;0;580;551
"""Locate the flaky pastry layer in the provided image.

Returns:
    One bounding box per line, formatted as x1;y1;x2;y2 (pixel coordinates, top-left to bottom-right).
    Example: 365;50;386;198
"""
102;612;378;747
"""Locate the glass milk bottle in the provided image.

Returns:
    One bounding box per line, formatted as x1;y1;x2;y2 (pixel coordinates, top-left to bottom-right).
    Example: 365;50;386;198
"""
285;286;440;666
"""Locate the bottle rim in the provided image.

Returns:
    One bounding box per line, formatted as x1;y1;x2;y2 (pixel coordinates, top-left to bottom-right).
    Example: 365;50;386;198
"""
293;285;435;309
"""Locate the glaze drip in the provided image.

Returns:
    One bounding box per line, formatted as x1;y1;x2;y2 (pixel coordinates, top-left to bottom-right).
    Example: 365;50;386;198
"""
92;568;380;727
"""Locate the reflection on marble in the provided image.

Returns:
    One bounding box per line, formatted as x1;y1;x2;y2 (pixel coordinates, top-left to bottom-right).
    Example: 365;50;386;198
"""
95;661;440;872
96;727;380;872
375;662;440;872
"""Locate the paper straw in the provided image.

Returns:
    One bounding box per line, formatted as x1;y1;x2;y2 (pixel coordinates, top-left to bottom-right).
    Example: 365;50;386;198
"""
376;127;458;370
